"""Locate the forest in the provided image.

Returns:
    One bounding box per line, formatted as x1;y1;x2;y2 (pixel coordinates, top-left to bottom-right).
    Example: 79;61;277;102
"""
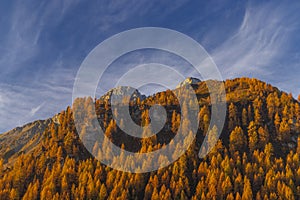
0;77;299;200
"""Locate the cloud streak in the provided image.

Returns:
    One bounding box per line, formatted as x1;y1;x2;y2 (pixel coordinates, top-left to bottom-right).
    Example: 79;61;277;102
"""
0;1;80;132
210;2;299;79
29;102;46;118
0;80;73;133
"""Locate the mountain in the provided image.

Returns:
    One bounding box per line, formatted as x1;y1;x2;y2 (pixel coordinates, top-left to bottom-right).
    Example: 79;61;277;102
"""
99;86;146;102
176;77;201;88
0;119;51;164
0;77;299;200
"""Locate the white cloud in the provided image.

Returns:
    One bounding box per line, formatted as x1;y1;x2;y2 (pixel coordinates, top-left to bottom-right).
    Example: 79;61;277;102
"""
95;0;186;31
29;102;45;117
0;1;79;132
0;1;79;76
210;2;299;79
0;80;73;133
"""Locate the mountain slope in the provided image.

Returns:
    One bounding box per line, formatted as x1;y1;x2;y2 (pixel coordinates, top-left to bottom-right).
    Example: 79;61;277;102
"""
0;77;299;200
0;119;51;164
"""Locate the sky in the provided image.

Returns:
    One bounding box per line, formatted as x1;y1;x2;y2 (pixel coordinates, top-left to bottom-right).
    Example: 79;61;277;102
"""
0;0;300;133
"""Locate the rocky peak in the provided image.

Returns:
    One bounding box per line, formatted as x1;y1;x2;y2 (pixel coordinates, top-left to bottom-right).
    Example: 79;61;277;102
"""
100;86;146;103
176;77;201;88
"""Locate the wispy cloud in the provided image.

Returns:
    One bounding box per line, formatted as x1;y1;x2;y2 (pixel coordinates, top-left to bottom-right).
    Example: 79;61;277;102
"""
94;0;187;31
0;81;73;132
0;1;77;76
28;102;45;117
210;2;299;79
0;1;79;132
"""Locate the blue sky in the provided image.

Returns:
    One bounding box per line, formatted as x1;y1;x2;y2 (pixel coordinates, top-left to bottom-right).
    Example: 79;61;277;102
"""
0;0;300;132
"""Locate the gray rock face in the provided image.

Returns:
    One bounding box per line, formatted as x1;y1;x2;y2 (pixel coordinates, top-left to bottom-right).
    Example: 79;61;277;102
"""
176;77;201;88
100;86;146;103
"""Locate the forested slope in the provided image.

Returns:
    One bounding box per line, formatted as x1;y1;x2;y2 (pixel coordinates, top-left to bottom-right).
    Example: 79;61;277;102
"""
0;77;299;200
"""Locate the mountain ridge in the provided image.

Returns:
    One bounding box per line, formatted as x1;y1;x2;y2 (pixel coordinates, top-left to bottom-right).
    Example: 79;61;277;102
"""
0;77;298;164
0;77;299;199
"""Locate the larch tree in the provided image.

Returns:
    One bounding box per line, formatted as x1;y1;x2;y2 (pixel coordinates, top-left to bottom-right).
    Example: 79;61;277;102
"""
229;126;246;155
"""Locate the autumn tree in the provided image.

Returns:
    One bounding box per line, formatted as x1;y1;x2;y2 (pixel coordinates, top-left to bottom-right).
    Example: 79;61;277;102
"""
248;121;258;153
229;126;246;155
